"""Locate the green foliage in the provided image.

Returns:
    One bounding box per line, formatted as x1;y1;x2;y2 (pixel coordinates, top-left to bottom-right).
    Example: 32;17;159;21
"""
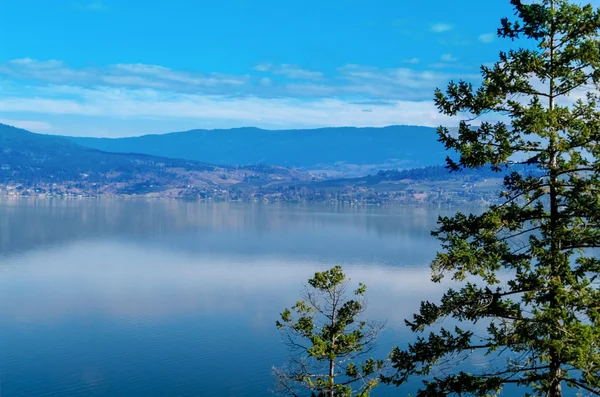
383;1;600;396
274;266;384;397
375;164;541;182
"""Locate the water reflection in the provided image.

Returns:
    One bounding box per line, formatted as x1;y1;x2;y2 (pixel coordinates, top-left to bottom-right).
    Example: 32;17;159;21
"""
0;242;449;325
0;199;479;396
0;199;462;261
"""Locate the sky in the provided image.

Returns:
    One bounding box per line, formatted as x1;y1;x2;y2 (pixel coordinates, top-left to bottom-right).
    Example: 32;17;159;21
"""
0;0;574;137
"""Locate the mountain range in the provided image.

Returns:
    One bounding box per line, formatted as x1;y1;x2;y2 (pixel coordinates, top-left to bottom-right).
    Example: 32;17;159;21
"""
0;123;311;198
71;125;450;176
0;123;500;204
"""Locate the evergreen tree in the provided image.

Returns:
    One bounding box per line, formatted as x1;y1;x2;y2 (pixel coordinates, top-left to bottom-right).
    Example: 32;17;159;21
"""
383;1;600;396
274;266;384;397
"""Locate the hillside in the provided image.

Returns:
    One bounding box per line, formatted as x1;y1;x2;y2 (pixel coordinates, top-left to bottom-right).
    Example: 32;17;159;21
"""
0;123;506;204
253;165;507;205
0;124;312;198
70;126;450;176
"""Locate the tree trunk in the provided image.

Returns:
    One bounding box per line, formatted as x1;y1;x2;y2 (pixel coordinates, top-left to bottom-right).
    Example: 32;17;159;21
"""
329;358;334;397
547;2;562;395
329;292;336;397
547;158;563;397
547;359;562;397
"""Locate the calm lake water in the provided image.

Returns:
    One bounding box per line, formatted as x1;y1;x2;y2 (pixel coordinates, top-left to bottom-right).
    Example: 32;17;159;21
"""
0;199;517;396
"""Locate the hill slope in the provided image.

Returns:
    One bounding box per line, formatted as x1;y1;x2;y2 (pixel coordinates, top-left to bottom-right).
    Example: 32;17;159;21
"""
0;123;503;204
71;126;450;175
0;123;311;197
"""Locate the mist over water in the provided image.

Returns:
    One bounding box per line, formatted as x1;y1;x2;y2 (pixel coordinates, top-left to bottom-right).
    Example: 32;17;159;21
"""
0;199;518;396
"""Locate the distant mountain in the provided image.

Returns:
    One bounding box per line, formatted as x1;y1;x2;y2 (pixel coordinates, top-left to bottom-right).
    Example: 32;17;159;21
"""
70;126;450;176
0;123;311;197
1;123;501;204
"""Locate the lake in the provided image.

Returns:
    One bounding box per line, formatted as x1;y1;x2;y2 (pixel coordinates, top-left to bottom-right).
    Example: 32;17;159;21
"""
0;199;503;396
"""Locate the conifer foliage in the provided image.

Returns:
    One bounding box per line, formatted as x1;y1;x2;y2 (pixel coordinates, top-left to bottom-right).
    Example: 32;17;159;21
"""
384;1;600;396
274;266;384;397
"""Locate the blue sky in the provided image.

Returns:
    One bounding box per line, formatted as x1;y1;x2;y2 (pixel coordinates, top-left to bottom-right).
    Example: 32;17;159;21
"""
0;0;546;137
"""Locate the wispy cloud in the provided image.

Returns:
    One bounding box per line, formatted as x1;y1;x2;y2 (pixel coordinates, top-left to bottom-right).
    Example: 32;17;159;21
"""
1;58;479;101
431;23;453;33
0;86;462;129
0;58;487;134
426;54;465;70
478;33;495;43
254;63;323;80
253;63;272;72
76;1;109;12
0;119;52;131
402;58;420;64
0;59;248;93
273;64;323;80
440;53;458;62
334;64;477;98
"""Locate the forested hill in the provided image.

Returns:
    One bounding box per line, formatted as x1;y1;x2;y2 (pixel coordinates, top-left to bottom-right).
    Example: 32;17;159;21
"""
0;123;311;197
0;123;216;181
0;123;506;204
70;125;450;175
302;165;522;188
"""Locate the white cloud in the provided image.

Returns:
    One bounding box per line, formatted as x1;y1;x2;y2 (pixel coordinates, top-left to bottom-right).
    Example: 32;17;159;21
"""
253;63;272;72
0;59;247;92
440;53;458;62
0;58;480;101
0;119;52;131
334;64;478;98
113;63;245;86
0;85;462;129
100;75;168;88
255;63;324;80
431;23;453;33
402;58;420;64
0;58;489;133
272;64;323;80
0;58;89;83
478;33;495;43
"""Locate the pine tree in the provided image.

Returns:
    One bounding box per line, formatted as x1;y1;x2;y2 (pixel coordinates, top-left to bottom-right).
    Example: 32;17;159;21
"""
273;266;384;397
383;1;600;396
